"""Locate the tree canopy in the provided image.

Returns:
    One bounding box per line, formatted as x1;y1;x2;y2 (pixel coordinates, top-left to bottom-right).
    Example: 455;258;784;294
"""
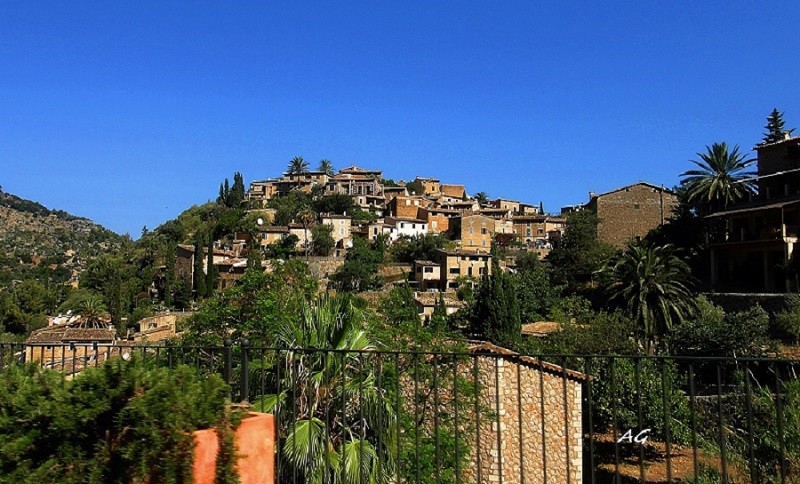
763;108;795;144
680;142;756;214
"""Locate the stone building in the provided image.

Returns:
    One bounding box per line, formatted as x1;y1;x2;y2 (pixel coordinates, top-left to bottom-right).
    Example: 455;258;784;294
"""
450;214;495;251
414;176;441;197
464;343;585;484
435;249;492;290
584;182;677;248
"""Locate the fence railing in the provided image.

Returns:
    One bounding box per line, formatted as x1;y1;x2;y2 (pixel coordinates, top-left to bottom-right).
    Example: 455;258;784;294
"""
4;340;800;483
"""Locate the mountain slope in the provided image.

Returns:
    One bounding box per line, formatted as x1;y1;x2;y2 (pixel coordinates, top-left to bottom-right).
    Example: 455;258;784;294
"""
0;190;125;285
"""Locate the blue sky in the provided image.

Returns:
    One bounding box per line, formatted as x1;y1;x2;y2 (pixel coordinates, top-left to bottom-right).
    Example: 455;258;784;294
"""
2;2;799;237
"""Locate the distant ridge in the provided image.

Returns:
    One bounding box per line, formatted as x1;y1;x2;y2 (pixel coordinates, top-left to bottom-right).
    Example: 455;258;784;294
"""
0;189;124;286
0;188;84;221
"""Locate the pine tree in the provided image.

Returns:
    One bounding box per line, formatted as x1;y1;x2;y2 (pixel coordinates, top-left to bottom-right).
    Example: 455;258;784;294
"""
763;108;795;144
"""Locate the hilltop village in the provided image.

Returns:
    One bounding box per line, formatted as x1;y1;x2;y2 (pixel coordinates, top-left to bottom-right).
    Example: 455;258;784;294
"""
199;163;676;296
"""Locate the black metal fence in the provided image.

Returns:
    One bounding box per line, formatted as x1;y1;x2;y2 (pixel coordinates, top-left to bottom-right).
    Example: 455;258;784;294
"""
3;340;800;483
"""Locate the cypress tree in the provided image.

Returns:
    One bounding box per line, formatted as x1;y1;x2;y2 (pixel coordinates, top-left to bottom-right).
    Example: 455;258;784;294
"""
231;172;245;206
193;236;207;299
430;293;448;331
205;234;216;296
164;246;175;308
469;260;521;346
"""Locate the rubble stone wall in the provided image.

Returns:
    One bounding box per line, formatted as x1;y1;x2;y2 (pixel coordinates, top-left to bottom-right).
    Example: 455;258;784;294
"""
463;356;583;483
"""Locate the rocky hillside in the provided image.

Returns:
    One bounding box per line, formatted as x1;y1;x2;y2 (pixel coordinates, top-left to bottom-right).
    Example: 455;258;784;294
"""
0;190;125;285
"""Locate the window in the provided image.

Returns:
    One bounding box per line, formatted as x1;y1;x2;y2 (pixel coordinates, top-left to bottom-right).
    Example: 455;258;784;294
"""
424;267;433;273
481;228;487;234
400;223;405;228
406;200;411;206
634;203;641;210
449;267;460;274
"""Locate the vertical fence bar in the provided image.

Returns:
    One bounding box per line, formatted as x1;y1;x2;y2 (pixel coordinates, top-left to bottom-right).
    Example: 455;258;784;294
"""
395;353;401;484
610;357;620;482
494;355;503;484
359;356;365;484
717;362;727;483
745;361;757;483
635;357;645;483
324;350;331;482
775;363;787;483
585;357;595;484
516;356;524;484
275;348;283;482
223;339;232;387
561;357;571;484
414;352;420;484
433;356;441;484
258;348;265;412
295;348;301;484
538;358;547;484
474;355;483;483
240;339;249;403
662;360;672;483
689;362;699;481
453;354;462;484
375;353;383;481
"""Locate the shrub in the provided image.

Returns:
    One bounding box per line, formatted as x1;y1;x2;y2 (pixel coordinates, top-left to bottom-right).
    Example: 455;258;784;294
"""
589;357;691;444
0;359;233;483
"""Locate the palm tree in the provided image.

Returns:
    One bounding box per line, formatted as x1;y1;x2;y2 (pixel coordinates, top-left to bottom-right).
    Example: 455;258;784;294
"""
318;159;334;176
680;142;756;214
298;209;315;260
600;240;696;354
474;191;489;207
258;296;395;483
79;295;108;328
287;156;309;175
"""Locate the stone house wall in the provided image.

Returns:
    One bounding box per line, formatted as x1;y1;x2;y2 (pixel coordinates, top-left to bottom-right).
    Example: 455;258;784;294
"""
463;353;583;484
589;183;677;249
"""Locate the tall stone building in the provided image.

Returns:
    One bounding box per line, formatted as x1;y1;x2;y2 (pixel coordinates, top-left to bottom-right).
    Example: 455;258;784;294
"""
584;182;677;248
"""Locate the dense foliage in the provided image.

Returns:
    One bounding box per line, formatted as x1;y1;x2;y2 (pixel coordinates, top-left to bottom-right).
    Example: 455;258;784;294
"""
0;359;233;483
